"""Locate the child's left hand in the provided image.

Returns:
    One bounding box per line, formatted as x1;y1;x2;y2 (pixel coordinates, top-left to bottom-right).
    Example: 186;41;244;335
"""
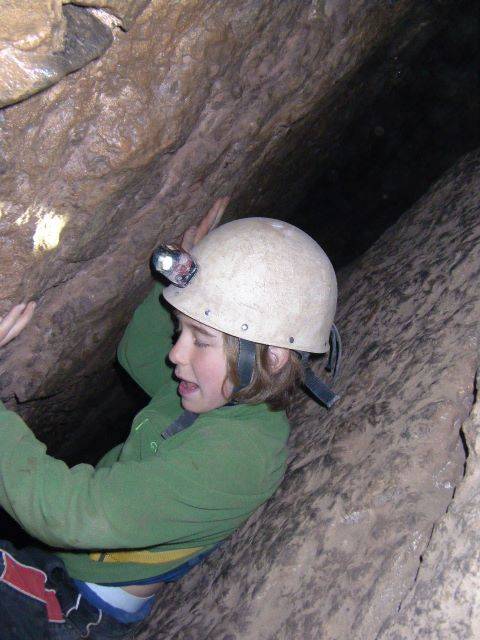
0;302;36;347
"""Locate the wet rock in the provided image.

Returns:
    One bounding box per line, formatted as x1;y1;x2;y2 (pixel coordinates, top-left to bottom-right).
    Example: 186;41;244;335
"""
134;153;479;639
0;4;113;107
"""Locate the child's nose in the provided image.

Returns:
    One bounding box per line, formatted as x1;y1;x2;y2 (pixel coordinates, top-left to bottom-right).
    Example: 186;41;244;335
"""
168;337;188;366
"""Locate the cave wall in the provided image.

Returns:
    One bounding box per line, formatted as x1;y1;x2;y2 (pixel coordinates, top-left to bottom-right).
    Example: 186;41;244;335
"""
0;0;456;454
131;151;479;640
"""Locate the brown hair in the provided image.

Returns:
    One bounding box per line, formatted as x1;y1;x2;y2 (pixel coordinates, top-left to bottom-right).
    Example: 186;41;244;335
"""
222;334;305;411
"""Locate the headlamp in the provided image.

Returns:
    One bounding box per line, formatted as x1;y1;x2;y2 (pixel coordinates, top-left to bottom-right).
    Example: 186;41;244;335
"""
151;244;198;287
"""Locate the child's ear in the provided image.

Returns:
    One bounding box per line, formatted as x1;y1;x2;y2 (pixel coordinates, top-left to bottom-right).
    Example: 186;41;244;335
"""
267;346;289;373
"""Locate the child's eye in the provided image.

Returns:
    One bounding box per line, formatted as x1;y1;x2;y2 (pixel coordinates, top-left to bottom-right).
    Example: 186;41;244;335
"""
194;339;209;348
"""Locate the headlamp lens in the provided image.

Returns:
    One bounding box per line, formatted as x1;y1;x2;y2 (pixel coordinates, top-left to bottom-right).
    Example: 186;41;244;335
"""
151;244;198;287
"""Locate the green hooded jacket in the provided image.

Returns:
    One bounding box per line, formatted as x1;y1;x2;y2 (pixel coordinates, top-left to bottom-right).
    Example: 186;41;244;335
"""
0;284;290;583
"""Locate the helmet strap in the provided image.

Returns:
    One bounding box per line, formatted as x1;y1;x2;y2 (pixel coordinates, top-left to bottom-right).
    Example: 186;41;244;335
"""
233;338;256;393
303;367;340;408
326;323;342;381
298;324;342;409
231;327;342;408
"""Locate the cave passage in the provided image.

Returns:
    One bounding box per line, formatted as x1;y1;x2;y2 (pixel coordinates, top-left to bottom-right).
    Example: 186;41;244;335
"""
266;1;479;268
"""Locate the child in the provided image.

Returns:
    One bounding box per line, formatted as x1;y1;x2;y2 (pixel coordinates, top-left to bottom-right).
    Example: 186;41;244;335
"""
0;199;339;639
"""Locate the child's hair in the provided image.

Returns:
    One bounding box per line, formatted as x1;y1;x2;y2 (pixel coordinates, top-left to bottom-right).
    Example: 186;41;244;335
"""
222;334;305;411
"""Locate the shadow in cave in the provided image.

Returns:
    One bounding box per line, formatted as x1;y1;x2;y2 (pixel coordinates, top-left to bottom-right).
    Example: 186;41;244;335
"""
278;1;479;268
301;3;479;266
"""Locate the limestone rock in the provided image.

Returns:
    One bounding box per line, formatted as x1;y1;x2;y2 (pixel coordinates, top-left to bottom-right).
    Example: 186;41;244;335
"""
0;3;113;107
134;153;479;639
0;0;150;107
0;1;65;49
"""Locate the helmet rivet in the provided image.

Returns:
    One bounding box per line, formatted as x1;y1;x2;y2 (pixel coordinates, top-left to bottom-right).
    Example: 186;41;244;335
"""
289;337;295;343
241;323;248;331
205;309;211;316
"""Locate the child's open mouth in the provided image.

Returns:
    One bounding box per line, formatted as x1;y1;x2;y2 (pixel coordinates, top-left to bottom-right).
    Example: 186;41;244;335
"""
178;380;199;396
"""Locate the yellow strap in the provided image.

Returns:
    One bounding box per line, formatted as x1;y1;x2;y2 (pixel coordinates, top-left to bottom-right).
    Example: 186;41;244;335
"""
89;546;204;565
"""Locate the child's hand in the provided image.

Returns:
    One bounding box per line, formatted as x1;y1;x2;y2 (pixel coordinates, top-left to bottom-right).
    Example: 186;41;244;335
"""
0;302;36;347
180;197;230;251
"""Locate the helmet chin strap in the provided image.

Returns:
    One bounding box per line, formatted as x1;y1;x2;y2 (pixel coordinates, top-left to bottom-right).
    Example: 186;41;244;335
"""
302;365;339;408
234;339;257;393
326;323;342;381
224;339;255;406
298;323;342;409
231;325;342;409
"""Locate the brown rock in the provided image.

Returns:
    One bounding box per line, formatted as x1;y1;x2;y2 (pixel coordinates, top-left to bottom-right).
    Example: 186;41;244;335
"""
0;1;65;48
0;1;151;108
0;3;113;108
378;370;480;639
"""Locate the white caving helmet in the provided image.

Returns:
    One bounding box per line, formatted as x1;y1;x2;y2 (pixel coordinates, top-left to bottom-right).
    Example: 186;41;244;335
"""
153;217;341;408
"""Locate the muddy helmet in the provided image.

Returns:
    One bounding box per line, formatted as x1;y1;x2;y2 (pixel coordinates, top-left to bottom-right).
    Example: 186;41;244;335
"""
161;218;336;352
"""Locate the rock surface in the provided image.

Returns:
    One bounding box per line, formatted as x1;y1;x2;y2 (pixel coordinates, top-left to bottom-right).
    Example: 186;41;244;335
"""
379;369;480;640
0;1;150;108
0;3;114;107
74;0;151;30
135;153;479;639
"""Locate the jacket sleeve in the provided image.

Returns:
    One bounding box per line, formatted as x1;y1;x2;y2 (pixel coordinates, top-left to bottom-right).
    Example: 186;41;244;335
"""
0;406;264;550
117;282;175;397
95;443;123;469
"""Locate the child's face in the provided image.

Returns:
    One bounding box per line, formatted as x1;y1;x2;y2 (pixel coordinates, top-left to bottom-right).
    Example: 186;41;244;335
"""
168;312;233;413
